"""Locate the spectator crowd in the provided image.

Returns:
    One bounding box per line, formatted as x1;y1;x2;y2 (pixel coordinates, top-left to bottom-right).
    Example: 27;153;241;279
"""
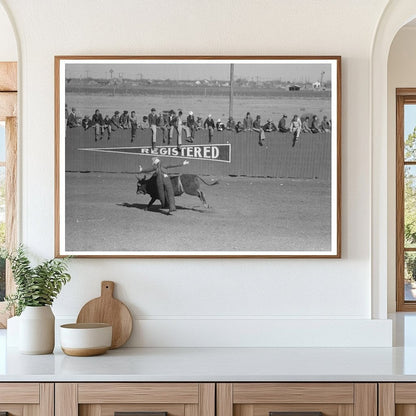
66;104;332;149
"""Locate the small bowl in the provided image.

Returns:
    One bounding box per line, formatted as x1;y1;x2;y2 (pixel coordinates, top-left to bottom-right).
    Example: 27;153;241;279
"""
60;323;112;356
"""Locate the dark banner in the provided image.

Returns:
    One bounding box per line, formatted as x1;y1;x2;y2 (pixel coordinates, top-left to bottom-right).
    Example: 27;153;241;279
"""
79;143;231;163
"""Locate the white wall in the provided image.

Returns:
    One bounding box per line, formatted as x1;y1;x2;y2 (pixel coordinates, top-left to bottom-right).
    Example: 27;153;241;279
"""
0;0;394;347
387;26;416;312
0;3;16;62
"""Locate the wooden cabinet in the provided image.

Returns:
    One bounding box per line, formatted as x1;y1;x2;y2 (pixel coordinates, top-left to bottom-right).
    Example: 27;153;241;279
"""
1;380;413;416
379;383;416;416
217;383;377;416
55;383;215;416
0;383;53;416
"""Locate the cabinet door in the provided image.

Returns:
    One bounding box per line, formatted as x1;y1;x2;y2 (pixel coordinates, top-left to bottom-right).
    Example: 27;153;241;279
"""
0;383;53;416
379;383;416;416
55;383;215;416
217;383;377;416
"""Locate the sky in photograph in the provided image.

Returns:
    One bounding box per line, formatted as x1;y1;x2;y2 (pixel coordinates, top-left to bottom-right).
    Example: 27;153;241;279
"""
65;62;332;83
405;104;416;139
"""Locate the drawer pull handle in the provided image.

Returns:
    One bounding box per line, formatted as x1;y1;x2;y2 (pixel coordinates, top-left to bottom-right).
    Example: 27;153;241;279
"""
115;412;168;416
270;413;323;416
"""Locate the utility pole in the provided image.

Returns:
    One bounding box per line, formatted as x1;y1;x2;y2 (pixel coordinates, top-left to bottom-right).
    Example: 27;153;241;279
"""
229;63;234;119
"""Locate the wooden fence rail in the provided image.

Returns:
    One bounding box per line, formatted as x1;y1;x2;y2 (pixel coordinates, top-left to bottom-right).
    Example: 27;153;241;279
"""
65;127;331;180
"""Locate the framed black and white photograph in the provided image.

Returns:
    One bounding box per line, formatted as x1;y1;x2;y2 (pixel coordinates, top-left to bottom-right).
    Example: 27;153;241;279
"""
55;56;341;258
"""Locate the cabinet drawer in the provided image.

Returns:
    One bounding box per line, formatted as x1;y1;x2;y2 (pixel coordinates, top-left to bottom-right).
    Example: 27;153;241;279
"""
81;404;184;416
378;383;416;415
0;383;39;403
232;383;354;404
217;383;376;416
78;383;200;404
0;383;53;416
56;383;215;416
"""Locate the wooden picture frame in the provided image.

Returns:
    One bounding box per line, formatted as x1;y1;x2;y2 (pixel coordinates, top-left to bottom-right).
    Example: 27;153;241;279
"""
396;89;416;310
55;56;341;258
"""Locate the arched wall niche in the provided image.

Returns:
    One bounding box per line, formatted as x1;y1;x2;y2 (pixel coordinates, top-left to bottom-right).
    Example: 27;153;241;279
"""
372;0;416;318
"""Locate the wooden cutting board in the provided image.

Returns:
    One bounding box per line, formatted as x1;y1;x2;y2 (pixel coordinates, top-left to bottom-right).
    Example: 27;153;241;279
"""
76;281;133;349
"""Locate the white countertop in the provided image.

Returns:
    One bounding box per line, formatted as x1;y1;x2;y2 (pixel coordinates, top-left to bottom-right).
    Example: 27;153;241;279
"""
2;346;416;382
2;313;416;382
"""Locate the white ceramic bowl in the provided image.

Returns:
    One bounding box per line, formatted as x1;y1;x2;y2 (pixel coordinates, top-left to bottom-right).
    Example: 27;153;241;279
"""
60;323;112;356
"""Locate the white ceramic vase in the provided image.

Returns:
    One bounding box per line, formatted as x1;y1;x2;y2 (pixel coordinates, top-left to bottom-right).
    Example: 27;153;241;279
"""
19;306;55;354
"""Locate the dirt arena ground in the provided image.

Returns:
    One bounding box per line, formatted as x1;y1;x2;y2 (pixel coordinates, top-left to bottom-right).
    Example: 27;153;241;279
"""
64;172;331;253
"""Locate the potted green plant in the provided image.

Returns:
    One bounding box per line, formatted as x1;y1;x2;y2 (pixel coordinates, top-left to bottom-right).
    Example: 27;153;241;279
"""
4;245;71;354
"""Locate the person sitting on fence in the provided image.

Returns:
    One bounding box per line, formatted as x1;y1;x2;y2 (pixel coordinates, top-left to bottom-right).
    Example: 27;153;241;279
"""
148;107;158;150
278;114;290;133
167;110;176;145
110;111;122;130
92;109;105;141
181;110;191;143
226;116;236;131
235;121;244;133
119;110;130;129
186;111;196;143
204;114;215;143
253;115;266;146
216;119;225;131
67;107;80;128
263;118;277;132
302;116;312;133
173;109;191;150
311;115;320;133
290;115;302;147
81;115;91;130
196;117;203;130
130;111;138;142
243;112;253;131
320;115;331;132
103;115;112;139
157;112;169;143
